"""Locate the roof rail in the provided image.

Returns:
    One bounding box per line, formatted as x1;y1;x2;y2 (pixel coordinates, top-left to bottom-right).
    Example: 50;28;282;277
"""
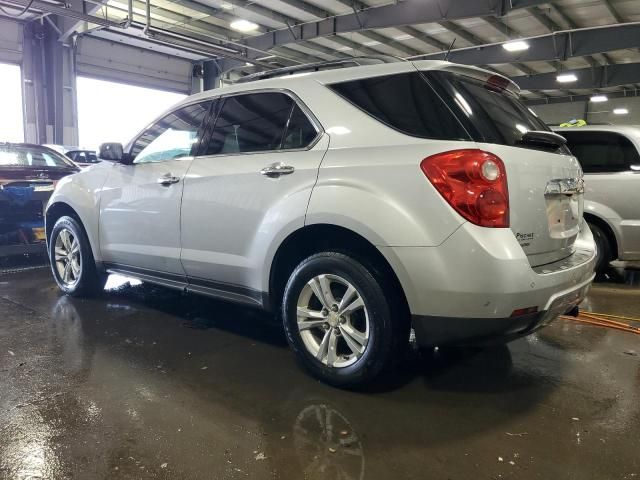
235;55;405;84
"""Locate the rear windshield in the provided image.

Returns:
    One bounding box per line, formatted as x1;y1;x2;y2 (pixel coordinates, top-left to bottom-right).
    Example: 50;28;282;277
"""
426;71;553;149
329;72;469;141
0;145;77;169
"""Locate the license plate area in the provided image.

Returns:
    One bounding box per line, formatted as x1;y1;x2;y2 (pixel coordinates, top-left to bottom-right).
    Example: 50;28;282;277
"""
544;178;584;240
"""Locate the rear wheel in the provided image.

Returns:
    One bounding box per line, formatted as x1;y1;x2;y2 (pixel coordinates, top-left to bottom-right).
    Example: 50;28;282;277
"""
49;216;106;296
282;252;408;388
589;222;613;276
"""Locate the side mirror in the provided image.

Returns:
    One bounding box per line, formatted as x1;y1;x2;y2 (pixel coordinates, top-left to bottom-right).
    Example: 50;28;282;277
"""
99;143;131;164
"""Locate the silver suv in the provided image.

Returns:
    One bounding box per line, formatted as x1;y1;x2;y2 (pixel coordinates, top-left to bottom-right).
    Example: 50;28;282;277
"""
554;126;640;274
46;60;596;386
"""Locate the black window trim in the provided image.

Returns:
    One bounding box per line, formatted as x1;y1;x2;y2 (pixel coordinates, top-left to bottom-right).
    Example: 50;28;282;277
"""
195;87;324;158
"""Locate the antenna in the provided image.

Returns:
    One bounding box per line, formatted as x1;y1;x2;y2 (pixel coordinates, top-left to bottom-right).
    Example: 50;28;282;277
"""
443;38;456;61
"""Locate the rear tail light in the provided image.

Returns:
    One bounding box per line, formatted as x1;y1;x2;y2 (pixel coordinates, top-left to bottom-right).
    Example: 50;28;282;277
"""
420;149;509;228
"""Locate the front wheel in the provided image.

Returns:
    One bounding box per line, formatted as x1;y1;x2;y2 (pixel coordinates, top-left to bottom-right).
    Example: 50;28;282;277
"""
282;252;408;388
49;216;106;296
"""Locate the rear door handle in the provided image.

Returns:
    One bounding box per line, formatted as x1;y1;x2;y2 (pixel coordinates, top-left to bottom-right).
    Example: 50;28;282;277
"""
157;173;180;186
260;162;295;178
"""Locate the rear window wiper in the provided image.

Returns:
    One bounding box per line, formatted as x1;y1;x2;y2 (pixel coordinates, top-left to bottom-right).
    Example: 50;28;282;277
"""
516;130;567;151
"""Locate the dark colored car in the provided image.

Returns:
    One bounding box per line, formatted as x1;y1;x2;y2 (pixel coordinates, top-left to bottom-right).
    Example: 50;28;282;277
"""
0;143;79;254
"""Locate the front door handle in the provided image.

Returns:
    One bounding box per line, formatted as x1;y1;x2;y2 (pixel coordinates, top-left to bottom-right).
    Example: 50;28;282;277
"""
260;162;295;178
157;173;180;186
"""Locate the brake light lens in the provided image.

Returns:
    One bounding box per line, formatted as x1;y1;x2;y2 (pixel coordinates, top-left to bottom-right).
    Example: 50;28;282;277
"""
420;149;509;228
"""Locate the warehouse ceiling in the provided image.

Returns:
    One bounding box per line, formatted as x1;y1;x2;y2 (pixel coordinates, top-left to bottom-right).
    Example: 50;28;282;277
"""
1;0;639;103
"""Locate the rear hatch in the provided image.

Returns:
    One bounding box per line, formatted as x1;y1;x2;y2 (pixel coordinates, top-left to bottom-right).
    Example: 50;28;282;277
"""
420;64;584;267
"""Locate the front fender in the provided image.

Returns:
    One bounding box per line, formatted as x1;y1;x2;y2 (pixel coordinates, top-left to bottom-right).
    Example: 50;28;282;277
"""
46;165;112;262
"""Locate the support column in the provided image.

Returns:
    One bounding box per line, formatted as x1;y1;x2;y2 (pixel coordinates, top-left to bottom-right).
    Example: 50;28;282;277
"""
202;60;221;91
22;19;78;145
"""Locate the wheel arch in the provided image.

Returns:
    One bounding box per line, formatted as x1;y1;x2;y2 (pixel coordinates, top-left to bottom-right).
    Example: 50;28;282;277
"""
46;202;101;265
268;223;410;317
583;212;619;261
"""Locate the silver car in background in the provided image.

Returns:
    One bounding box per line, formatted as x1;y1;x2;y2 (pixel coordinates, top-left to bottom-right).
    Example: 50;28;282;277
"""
554;126;640;273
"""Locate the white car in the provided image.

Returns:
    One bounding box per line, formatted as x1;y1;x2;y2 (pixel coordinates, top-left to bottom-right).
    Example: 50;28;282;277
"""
554;126;640;273
45;59;596;386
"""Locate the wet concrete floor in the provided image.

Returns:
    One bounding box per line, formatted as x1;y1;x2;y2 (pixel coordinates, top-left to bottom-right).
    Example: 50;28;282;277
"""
0;265;639;479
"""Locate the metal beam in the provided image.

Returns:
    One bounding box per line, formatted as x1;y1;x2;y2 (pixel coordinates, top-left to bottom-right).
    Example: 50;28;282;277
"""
603;0;624;23
437;20;483;46
358;30;422;57
524;88;639;106
416;23;640;65
396;25;448;51
237;0;551;60
1;0;125;28
512;63;640;91
526;6;602;68
298;40;351;59
277;0;327;18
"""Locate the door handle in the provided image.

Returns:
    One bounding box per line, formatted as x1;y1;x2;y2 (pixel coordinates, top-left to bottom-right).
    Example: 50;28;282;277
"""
157;173;180;186
260;162;295;178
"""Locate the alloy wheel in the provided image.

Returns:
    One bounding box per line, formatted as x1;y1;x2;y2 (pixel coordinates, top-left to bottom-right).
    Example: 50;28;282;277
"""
296;274;370;368
54;228;81;287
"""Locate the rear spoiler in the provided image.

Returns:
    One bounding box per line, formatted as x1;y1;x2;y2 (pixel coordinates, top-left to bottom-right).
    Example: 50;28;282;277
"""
412;61;521;96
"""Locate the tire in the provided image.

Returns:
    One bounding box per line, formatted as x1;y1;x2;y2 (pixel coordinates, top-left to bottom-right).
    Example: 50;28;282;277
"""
282;251;408;388
588;222;612;276
49;215;106;297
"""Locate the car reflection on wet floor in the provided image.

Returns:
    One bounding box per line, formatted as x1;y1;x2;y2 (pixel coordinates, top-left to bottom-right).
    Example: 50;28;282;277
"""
0;266;639;479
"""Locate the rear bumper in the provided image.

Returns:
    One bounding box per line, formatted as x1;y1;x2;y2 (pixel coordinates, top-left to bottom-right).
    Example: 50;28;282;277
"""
379;221;596;345
412;275;592;346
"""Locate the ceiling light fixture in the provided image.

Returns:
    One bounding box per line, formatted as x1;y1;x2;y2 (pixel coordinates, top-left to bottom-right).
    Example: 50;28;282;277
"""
230;19;258;32
220;2;233;9
502;40;529;52
613;107;629;115
557;73;577;83
590;95;608;103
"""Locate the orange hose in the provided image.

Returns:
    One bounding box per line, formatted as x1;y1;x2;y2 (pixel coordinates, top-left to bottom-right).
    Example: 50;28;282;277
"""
560;313;640;335
579;312;638;328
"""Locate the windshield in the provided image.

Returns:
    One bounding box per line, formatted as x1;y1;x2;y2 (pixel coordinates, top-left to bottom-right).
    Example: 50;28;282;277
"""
426;71;560;151
0;145;77;169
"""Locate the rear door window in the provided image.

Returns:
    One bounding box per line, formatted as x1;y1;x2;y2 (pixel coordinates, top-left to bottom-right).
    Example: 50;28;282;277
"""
329;72;469;140
561;131;640;173
282;104;318;150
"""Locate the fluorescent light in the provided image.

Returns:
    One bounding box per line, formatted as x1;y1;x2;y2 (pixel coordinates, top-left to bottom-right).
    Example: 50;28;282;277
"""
502;40;529;52
230;19;258;32
220;1;233;9
613;107;629;115
394;34;412;41
590;95;608;103
557;73;577;83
